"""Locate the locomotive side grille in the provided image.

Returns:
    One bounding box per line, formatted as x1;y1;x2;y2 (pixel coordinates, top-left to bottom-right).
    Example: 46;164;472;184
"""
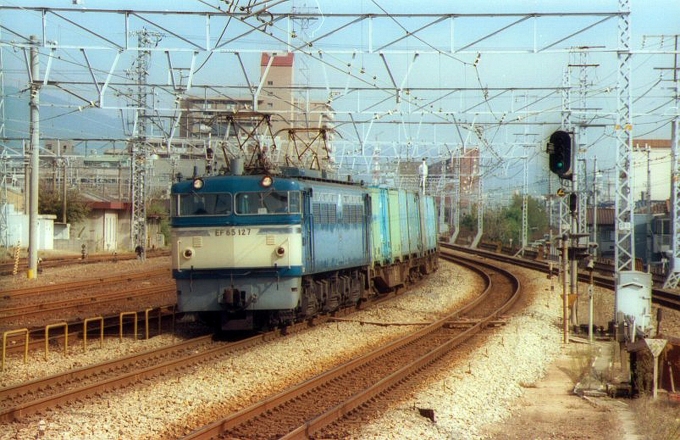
266;235;275;245
192;236;203;247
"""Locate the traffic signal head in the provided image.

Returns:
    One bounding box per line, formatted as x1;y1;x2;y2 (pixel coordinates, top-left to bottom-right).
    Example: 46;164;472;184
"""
547;130;572;179
567;246;590;261
569;193;578;216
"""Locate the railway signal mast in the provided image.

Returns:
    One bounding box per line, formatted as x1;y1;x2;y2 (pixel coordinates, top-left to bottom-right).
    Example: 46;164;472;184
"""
547;129;577;344
548;2;653;346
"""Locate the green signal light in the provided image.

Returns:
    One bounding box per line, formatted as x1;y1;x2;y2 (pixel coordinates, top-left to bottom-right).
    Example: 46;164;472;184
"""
547;130;572;180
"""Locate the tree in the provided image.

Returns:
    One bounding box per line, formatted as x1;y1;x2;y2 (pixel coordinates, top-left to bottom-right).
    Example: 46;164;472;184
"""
484;208;514;243
502;194;548;243
457;210;478;242
146;197;171;245
480;194;549;245
38;186;90;224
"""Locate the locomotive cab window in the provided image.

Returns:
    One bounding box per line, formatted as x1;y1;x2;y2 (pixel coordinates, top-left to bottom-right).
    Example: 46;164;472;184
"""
176;193;232;216
235;191;301;215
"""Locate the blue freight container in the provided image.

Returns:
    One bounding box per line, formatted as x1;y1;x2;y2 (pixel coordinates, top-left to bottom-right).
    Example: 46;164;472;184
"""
405;191;423;257
368;187;392;266
306;182;370;273
386;189;402;262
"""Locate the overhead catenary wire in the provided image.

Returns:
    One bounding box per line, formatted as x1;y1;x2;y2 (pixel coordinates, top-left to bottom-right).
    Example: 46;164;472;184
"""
0;1;674;184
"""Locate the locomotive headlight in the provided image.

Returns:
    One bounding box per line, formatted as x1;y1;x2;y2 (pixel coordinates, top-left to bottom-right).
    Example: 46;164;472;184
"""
260;175;273;188
275;246;286;257
183;248;194;259
192;178;204;190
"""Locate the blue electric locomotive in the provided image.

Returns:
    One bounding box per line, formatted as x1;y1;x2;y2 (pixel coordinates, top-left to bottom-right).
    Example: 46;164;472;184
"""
171;167;438;331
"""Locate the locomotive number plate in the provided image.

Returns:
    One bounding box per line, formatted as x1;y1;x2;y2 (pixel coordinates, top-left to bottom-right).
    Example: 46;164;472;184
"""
215;228;252;236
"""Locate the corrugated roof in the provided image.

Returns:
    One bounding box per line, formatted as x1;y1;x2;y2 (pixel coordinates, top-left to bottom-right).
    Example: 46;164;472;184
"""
633;139;670;149
88;201;128;210
586;207;615;225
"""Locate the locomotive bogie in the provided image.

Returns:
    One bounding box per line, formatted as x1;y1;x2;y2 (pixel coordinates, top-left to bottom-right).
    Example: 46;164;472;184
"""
301;268;366;316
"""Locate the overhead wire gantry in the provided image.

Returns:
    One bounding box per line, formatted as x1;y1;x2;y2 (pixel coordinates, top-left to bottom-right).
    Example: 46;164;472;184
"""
0;0;670;317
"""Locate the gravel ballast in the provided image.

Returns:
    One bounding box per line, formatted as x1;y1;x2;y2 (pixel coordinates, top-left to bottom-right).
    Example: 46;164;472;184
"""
2;260;577;439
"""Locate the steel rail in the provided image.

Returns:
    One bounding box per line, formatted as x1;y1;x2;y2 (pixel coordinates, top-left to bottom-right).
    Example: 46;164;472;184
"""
0;331;282;423
0;268;170;300
0;251;169;277
443;242;680;315
1;304;176;358
181;251;519;439
0;284;174;323
294;252;520;439
0;265;427;422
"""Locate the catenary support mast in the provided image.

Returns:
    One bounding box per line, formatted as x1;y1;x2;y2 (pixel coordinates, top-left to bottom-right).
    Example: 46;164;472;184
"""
130;29;162;258
664;35;680;288
27;36;40;279
614;0;635;274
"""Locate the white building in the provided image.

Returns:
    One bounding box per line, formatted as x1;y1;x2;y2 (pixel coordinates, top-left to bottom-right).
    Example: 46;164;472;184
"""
632;139;671;202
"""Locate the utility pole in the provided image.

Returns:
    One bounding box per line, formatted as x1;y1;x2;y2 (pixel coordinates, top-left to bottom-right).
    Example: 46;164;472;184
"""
562;234;569;344
449;147;462;244
645;144;652;268
613;0;654;345
27;35;40;279
613;0;636;274
471;166;484;249
520;150;529;252
664;34;680;288
0;151;8;250
558;67;573;239
592;157;598;258
0;24;9;251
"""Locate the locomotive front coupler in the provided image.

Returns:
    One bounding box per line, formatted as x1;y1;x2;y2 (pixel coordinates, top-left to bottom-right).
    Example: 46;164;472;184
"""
221;287;256;311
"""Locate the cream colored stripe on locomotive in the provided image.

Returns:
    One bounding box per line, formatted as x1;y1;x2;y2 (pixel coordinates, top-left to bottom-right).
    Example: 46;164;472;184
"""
176;226;302;270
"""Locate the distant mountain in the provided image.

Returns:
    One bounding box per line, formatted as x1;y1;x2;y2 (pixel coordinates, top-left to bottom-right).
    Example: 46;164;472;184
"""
4;85;126;141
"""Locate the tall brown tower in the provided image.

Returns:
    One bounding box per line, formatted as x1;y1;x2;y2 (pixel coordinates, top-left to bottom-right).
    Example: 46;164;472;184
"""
260;52;295;135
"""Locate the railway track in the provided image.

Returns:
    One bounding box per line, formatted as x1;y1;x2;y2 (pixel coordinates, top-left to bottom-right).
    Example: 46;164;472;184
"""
0;334;231;423
0;249;169;276
3;245;670;437
0;251;505;432
0;283;174;327
443;242;680;314
0;303;177;365
0;266;175;359
0;268;170;303
181;250;520;439
0;272;421;423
